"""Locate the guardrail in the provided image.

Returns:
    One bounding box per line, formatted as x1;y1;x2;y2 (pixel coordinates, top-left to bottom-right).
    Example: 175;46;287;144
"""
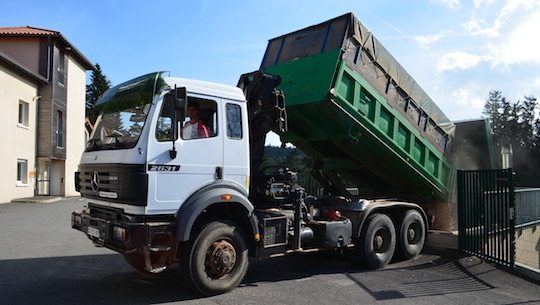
515;187;540;225
514;188;540;272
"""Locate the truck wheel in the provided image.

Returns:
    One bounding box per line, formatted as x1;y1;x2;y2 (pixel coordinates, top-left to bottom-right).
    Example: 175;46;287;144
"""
184;220;249;296
397;210;425;259
358;213;396;269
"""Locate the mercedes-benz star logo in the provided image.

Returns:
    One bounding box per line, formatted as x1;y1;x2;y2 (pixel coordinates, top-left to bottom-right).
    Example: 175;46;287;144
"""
91;171;99;192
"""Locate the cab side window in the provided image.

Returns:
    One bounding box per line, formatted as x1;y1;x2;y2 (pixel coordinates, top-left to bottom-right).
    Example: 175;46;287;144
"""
181;97;218;140
226;103;242;139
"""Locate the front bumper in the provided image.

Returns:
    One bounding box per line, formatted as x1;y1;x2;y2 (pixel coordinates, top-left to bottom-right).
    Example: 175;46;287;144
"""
71;210;175;254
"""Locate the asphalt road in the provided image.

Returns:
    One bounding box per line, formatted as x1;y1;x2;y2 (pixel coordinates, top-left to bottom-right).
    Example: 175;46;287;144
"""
0;198;538;305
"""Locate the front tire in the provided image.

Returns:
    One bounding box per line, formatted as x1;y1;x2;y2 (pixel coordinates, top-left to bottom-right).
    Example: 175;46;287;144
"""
397;210;426;259
358;213;396;269
184;220;249;296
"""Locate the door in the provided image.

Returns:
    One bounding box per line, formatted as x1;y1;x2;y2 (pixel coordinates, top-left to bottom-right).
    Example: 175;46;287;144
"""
222;101;249;192
36;159;50;196
50;160;65;196
146;93;223;214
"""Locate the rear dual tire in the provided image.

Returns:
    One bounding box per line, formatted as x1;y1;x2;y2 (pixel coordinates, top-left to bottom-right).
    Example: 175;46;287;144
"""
397;210;425;259
358;213;396;269
358;210;426;269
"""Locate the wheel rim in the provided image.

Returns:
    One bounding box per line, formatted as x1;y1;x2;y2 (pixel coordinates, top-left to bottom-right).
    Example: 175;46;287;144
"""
205;239;237;279
373;228;390;253
407;222;422;245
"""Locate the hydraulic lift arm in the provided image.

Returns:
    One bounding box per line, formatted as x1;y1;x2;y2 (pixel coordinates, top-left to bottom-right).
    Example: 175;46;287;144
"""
237;71;287;198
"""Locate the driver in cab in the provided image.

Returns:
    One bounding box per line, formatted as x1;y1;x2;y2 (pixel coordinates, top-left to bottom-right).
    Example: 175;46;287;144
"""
182;102;209;139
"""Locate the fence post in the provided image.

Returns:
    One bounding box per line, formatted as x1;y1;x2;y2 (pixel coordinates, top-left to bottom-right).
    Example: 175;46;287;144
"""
457;170;464;251
508;169;515;268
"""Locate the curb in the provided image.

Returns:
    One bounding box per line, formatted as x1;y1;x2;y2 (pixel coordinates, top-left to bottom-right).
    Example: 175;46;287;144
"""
11;196;63;204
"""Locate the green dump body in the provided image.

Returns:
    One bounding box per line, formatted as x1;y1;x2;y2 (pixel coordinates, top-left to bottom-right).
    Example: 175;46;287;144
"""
261;13;455;200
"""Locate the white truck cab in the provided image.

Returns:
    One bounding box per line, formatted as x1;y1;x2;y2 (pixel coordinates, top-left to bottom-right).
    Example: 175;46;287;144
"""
79;73;250;215
74;72;262;294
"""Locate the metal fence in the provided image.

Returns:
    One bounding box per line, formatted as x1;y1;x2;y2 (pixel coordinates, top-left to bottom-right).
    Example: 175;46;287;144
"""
457;169;515;268
515;188;540;225
514;187;540;271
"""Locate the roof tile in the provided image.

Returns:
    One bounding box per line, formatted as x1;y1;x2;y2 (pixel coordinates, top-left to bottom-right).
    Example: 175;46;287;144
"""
0;26;94;70
0;26;60;36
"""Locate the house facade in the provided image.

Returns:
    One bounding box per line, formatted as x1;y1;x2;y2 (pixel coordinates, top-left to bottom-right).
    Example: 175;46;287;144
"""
0;27;94;202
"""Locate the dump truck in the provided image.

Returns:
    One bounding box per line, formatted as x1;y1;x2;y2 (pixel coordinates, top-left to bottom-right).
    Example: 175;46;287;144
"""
72;13;455;295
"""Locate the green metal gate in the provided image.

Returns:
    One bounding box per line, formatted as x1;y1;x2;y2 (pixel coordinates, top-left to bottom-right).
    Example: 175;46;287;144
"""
458;169;515;268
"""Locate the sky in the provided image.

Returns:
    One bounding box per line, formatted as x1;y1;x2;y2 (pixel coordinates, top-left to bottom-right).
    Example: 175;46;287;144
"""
3;0;540;123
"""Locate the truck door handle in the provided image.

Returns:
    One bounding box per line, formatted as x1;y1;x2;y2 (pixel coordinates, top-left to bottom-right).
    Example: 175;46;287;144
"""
215;167;223;180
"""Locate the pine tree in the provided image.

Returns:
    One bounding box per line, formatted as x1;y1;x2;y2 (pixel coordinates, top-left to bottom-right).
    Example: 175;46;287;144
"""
483;90;504;138
498;95;514;146
86;63;111;124
534;118;540;150
285;149;312;174
519;95;537;150
484;91;540;185
509;100;523;147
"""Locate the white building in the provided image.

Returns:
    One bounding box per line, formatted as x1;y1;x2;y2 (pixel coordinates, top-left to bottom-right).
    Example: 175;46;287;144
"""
0;26;94;202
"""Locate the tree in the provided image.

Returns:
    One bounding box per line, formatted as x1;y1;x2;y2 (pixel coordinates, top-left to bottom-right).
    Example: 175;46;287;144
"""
499;95;514;146
284;148;312;174
86;63;111;123
483;91;540;185
261;146;313;174
534;118;540;150
483;92;538;149
483;90;503;138
519;95;537;150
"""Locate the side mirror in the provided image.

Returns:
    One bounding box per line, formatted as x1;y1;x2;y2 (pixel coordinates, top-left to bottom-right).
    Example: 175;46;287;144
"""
168;87;187;160
175;87;187;109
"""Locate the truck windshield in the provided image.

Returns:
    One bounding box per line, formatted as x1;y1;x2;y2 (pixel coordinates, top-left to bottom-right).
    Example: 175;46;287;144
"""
86;71;168;151
86;103;151;151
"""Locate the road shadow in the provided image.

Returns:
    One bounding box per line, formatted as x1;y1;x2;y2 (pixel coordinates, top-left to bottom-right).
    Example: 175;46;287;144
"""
0;254;199;305
0;248;519;304
243;248;496;300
